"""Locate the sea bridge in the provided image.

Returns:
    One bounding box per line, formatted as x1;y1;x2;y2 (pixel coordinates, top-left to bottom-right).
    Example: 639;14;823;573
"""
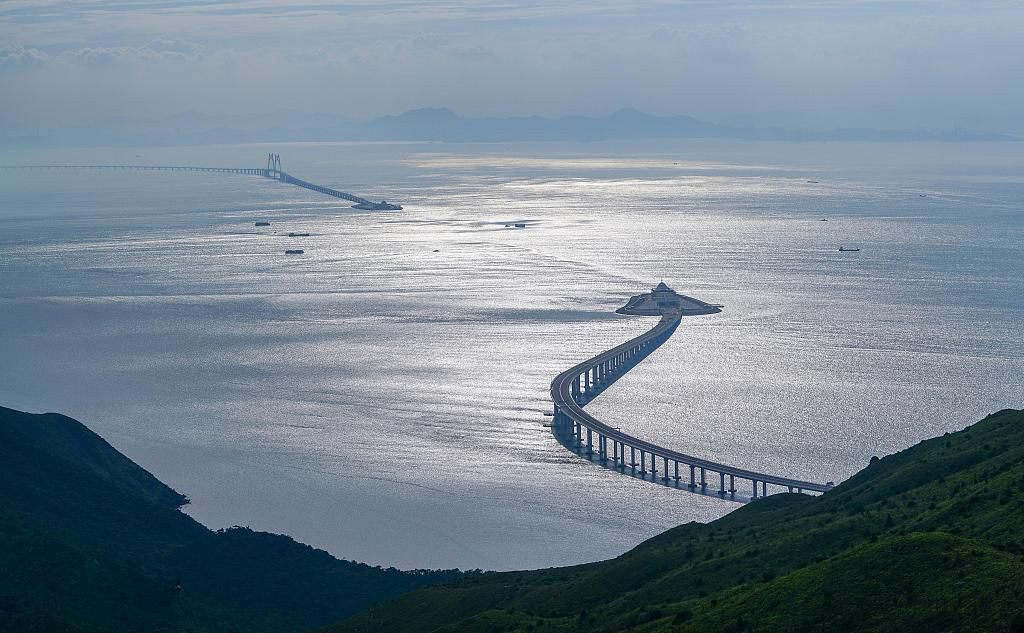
0;153;402;210
550;290;833;502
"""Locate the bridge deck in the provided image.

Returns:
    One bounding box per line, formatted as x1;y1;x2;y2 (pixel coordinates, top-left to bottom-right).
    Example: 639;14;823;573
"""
551;313;832;496
0;163;387;207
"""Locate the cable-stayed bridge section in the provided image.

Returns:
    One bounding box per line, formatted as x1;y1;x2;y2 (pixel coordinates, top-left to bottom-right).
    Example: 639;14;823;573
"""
550;283;834;502
0;153;402;210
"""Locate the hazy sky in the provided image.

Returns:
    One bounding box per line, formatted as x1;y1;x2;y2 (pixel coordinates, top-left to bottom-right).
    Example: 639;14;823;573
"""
2;1;1022;131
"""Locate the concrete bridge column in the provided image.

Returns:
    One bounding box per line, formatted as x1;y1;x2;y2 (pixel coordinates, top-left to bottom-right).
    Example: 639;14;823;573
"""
630;447;636;473
730;475;736;496
662;456;670;483
719;472;726;496
584;370;591;395
674;461;680;483
575;422;582;447
788;486;793;493
586;429;593;456
701;467;707;489
689;465;696;489
650;455;656;479
639;450;646;475
762;481;768;497
752;480;759;498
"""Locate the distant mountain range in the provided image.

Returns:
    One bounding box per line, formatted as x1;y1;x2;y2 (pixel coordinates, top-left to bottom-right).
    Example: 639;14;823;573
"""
1;107;1017;148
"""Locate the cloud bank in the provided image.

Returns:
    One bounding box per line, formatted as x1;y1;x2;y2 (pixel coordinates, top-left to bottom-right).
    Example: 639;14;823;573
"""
1;1;1022;132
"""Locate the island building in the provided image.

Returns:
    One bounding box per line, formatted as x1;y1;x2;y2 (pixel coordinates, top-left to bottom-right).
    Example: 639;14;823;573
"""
616;281;723;316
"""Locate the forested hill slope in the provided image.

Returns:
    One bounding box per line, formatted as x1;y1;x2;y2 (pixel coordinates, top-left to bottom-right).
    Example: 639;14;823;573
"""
0;406;462;633
327;409;1024;633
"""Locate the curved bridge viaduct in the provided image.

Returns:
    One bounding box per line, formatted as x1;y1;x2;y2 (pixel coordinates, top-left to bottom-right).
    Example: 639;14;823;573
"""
550;304;832;502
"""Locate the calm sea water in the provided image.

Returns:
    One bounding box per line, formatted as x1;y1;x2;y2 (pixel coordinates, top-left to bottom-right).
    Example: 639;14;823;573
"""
1;140;1022;570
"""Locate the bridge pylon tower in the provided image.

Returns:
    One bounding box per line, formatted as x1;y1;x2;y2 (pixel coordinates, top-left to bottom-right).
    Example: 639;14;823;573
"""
266;153;282;179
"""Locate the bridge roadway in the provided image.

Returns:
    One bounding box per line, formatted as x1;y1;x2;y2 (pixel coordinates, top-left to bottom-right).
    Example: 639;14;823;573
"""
550;313;832;500
0;154;400;209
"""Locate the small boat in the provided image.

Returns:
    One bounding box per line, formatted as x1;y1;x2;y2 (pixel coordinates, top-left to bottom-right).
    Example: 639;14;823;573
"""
351;200;403;211
807;180;820;184
285;249;304;255
288;232;310;237
255;221;271;227
838;247;860;252
514;223;527;228
820;218;828;222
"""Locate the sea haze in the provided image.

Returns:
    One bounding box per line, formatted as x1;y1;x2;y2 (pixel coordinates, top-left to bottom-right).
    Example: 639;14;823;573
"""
1;140;1022;570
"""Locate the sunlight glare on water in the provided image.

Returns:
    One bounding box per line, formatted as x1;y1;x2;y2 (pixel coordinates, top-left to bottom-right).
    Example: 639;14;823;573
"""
1;140;1022;570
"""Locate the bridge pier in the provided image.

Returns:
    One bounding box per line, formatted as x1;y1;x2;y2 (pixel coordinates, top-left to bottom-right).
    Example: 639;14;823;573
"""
547;309;831;504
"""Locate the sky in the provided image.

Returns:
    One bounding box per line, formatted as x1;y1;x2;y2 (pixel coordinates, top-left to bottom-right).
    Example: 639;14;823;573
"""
1;1;1023;132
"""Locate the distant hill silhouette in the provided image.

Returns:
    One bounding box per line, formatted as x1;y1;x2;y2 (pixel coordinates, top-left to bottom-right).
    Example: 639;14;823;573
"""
0;406;463;633
1;108;1016;148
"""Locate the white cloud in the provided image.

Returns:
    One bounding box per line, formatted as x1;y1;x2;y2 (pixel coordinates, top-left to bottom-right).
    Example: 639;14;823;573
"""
0;1;1021;131
0;45;48;69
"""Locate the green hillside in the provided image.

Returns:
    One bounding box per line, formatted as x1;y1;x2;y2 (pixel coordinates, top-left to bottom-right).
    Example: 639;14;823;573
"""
0;406;462;633
327;408;1024;633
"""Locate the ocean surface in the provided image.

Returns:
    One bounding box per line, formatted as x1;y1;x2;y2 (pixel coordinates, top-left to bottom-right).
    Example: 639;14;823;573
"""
1;140;1022;571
